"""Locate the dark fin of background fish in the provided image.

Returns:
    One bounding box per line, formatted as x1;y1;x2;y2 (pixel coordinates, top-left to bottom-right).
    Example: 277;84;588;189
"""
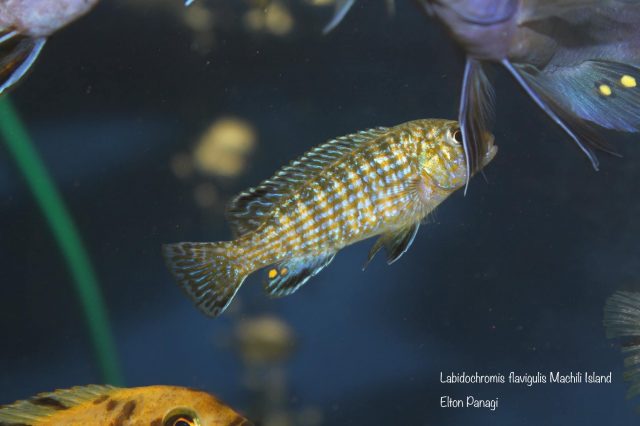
323;0;356;34
163;242;247;317
524;0;640;25
226;127;389;236
604;291;640;399
532;60;640;133
363;222;419;270
265;253;336;297
502;60;616;168
0;32;46;96
0;385;117;424
459;58;494;192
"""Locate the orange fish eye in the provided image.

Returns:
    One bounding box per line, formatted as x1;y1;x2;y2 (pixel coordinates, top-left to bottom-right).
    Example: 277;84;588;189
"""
173;418;195;426
163;413;199;426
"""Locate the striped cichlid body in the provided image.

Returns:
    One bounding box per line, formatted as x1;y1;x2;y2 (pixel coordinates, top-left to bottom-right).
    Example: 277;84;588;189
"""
163;118;497;317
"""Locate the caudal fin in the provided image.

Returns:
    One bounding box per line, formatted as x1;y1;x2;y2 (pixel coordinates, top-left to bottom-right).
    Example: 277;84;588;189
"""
604;291;640;400
0;32;46;95
162;242;248;317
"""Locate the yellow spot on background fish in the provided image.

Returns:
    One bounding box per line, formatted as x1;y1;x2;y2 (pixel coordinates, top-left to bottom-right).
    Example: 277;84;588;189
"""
163;119;498;317
621;75;637;88
599;84;612;96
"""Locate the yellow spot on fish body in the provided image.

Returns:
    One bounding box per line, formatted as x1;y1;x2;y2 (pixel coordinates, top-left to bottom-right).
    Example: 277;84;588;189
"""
268;269;278;279
621;75;637;88
280;267;288;275
599;84;612;96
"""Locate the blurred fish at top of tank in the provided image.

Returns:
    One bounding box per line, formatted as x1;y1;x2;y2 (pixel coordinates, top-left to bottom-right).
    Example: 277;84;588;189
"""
328;0;640;188
604;290;640;408
163;118;497;317
0;384;252;426
0;0;99;95
0;0;195;95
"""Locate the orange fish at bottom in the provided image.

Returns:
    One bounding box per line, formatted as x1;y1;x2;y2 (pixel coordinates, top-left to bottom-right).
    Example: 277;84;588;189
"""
0;384;251;426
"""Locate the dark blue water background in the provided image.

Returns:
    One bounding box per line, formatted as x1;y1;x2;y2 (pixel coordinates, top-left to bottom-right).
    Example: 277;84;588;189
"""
0;1;638;424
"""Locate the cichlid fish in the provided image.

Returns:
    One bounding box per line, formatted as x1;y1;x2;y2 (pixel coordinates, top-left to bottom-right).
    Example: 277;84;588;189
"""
604;290;640;406
328;0;640;188
163;119;497;317
0;0;100;95
0;384;251;426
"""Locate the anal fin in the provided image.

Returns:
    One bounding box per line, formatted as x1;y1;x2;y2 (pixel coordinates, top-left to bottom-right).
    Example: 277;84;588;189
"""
0;33;46;95
363;222;420;270
265;253;336;298
503;59;618;168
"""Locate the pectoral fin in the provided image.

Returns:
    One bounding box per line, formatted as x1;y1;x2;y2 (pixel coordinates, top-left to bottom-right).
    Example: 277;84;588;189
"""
265;252;336;297
363;222;420;270
0;32;46;95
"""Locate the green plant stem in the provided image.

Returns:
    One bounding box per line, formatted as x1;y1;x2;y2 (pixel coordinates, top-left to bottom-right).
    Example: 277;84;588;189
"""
0;98;123;385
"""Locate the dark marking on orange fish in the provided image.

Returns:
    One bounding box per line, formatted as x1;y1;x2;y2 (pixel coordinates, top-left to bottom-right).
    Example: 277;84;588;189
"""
150;418;162;426
106;399;119;411
93;395;109;405
113;400;136;426
30;396;67;410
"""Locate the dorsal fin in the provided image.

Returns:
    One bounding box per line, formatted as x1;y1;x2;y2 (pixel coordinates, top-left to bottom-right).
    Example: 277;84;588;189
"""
0;385;118;424
226;127;389;236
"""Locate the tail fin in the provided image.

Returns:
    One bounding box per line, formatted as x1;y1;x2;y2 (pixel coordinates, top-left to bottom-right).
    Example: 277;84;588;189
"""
604;291;640;339
0;32;46;95
162;242;248;317
604;291;640;400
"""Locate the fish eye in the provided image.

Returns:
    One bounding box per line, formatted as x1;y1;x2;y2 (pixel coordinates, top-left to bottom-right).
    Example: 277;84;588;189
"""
165;415;196;426
452;128;463;144
163;409;200;426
